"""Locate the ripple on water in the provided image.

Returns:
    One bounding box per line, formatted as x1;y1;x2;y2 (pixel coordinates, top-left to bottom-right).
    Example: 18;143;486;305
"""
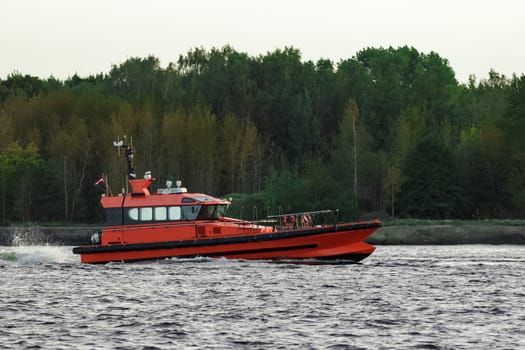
1;245;524;349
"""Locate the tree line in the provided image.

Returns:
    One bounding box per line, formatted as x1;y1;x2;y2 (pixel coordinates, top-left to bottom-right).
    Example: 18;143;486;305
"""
0;45;524;224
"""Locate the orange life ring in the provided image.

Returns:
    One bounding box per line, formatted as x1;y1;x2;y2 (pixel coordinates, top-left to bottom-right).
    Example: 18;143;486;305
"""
283;215;296;227
301;213;313;227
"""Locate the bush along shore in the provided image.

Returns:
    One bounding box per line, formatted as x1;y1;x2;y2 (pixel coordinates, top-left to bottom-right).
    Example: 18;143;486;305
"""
1;221;524;246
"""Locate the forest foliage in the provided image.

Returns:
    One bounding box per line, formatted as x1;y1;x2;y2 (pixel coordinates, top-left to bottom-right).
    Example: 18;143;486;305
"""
1;45;524;224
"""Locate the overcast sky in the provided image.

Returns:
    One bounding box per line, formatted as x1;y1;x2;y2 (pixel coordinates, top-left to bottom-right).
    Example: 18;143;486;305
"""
1;0;523;83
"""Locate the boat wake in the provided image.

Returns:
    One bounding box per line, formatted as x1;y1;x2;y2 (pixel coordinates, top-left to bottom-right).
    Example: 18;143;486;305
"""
0;225;76;264
0;245;74;264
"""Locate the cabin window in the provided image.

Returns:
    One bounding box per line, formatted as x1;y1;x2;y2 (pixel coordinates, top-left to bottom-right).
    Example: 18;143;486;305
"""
182;205;201;220
197;205;215;220
197;204;228;220
105;208;123;226
141;207;153;221
194;196;213;202
168;206;181;220
125;206;212;223
155;207;167;221
216;204;227;218
128;208;139;221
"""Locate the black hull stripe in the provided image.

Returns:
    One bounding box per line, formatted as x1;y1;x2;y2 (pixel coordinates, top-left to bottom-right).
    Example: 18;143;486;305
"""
73;222;380;255
316;253;371;262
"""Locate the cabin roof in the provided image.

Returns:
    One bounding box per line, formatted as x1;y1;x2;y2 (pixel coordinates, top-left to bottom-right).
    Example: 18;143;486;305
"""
100;192;230;208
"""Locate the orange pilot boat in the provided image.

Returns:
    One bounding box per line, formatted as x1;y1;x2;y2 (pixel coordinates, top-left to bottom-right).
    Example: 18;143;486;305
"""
73;141;381;264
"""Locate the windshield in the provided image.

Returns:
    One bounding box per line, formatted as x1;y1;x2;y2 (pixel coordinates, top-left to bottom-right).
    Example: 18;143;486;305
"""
197;204;228;220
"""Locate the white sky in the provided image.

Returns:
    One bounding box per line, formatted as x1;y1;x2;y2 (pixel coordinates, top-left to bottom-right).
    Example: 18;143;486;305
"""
1;0;524;83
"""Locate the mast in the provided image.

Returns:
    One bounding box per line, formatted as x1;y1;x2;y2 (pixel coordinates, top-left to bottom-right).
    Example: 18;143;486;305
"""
123;144;136;180
113;136;136;180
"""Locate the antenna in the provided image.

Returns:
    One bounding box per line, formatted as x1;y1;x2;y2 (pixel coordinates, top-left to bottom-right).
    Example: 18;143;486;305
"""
113;136;124;155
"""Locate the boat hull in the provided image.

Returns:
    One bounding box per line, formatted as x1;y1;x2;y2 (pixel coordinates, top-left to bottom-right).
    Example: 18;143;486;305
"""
73;222;380;264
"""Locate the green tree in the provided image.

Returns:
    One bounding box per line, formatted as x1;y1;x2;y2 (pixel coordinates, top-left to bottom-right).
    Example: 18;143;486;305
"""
0;111;15;149
108;56;164;107
500;75;525;215
398;135;464;218
158;106;219;193
0;142;43;223
383;163;401;217
219;114;264;194
330;98;371;210
50;116;92;222
0;72;45;102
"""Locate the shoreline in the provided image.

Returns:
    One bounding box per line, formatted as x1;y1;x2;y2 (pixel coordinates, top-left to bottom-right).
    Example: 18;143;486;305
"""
1;223;524;246
367;224;525;245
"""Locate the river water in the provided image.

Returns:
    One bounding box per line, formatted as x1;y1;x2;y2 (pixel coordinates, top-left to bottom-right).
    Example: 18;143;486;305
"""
1;244;524;349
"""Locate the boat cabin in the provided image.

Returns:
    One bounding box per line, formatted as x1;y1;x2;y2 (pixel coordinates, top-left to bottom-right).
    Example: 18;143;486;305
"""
101;178;230;227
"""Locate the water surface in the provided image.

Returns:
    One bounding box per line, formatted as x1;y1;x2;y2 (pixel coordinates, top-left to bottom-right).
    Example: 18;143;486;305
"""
1;245;524;349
